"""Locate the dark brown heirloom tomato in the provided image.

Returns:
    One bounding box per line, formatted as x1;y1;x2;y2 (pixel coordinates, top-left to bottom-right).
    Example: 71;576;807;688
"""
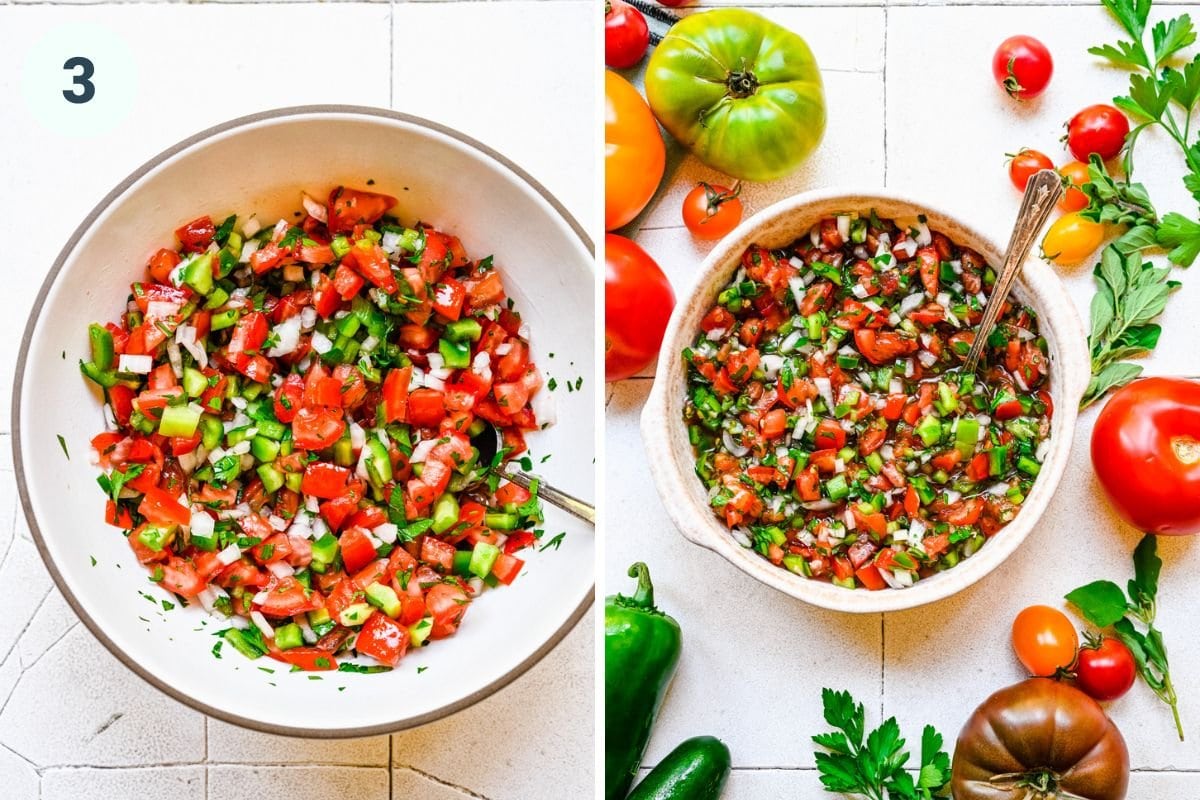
952;679;1129;800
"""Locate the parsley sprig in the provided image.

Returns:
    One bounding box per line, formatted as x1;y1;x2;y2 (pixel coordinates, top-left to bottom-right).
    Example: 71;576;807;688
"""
1084;247;1180;405
1066;535;1183;739
813;689;950;800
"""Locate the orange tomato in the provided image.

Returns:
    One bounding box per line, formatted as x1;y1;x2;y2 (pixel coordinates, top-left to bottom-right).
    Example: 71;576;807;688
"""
1012;605;1078;677
1058;161;1090;213
605;71;665;230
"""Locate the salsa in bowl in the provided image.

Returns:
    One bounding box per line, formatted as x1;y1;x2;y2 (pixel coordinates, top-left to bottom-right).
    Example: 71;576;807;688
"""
643;190;1088;613
15;107;594;735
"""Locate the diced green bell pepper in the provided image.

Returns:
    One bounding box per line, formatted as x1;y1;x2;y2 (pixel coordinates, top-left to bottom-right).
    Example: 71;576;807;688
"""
256;464;284;494
211;309;239;331
311;533;339;573
89;324;115;371
363;439;393;489
915;415;943;448
438;338;471;369
409;616;433;647
444;318;482;343
183;252;215;295
484;512;518;531
182;367;208;398
138;524;174;552
250;436;280;463
338;602;373;627
824;474;849;501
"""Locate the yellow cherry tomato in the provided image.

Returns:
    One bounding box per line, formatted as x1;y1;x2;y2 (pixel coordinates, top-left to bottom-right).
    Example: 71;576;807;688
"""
1042;212;1104;265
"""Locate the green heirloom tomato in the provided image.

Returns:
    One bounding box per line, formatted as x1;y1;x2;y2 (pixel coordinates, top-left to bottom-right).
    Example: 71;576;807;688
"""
645;9;826;182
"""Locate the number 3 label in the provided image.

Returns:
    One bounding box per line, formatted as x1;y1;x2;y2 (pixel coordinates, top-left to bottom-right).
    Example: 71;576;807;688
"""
63;56;96;104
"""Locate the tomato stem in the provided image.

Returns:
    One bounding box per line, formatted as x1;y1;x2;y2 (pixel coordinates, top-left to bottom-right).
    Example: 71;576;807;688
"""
725;63;759;99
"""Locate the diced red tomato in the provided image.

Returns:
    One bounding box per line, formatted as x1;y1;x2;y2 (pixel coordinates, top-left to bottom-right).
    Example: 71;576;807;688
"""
339;527;378;574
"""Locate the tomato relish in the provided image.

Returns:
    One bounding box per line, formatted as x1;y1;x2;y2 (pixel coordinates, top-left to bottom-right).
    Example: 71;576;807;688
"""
683;212;1052;590
83;187;548;671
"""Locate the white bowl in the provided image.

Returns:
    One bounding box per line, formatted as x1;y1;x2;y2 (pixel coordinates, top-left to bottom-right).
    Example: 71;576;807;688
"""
642;188;1089;614
13;106;595;736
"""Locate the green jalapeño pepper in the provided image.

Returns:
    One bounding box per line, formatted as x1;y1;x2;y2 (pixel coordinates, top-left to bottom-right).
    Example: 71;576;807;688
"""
605;563;682;800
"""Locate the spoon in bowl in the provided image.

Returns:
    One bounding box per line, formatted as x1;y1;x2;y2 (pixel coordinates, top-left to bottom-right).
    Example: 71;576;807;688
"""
961;169;1063;374
470;424;596;525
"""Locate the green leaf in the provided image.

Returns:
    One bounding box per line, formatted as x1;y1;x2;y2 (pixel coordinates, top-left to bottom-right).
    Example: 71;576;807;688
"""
1132;534;1161;603
1115;323;1162;351
1182;170;1200;204
821;688;865;748
1066;580;1131;627
1114;93;1153;120
815;752;864;793
1122;283;1171;326
812;731;850;755
1103;0;1150;39
1163;56;1200;111
1157;212;1200;265
1113;223;1161;254
1090;41;1151;70
1084;362;1144;406
1129;72;1172;119
1089;286;1116;346
865;717;907;782
1153;14;1196;67
1098;245;1129;298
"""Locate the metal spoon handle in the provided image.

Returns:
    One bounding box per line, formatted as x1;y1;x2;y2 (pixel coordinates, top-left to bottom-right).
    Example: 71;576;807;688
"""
962;169;1063;374
503;468;596;525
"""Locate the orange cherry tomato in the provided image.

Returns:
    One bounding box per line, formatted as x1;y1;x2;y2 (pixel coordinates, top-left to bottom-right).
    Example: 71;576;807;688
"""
681;183;744;241
1012;605;1078;677
1058;160;1090;213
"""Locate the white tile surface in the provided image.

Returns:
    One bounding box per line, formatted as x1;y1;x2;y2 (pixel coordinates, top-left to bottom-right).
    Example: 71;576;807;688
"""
41;767;206;800
0;1;593;798
610;0;1200;796
208;765;390;798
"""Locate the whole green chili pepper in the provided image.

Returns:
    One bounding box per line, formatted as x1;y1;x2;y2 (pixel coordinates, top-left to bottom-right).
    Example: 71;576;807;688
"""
605;562;682;800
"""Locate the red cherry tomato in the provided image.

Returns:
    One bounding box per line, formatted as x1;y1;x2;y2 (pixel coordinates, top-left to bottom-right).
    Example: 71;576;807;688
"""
993;35;1054;100
1058;160;1091;213
1066;104;1130;162
681;183;744;241
605;234;675;381
657;0;686;5
1091;377;1200;534
1075;637;1137;702
1008;148;1055;191
605;0;649;69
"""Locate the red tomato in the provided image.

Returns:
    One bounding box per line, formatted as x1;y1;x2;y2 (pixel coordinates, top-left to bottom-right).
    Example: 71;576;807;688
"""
271;647;337;671
274;374;304;424
257;576;322;617
326;187;397;234
1008;149;1055;191
382;366;413;423
606;234;675;381
1091;377;1200;534
681;183;744;241
407;388;446;428
339;527;378;574
355;612;410;666
343;242;398;295
425;583;471;639
301;463;350;499
1066;104;1129;162
175;216;216;252
854;329;918;365
1075;637;1137;701
159;557;206;597
1058;160;1091;213
291;407;346;450
148;248;181;283
138;487;191;528
1012;605;1078;677
813;419;847;451
992;35;1053;100
605;0;649;69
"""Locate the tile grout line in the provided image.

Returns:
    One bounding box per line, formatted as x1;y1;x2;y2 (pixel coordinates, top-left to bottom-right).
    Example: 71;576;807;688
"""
388;734;394;799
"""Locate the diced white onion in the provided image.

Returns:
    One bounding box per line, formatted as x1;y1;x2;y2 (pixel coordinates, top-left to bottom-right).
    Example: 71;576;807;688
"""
851;283;870;300
1036;439;1051;462
250;611;275;638
267;315;302;357
310;331;333;355
837;215;851;243
239;239;261;263
843;508;856;530
118;354;152;374
266;561;294;579
301;193;327;223
896;238;918;258
373;523;398;544
789;276;808;311
915;220;932;246
217;544;242;566
190;511;214;540
722;430;750;458
917;350;938;368
814;377;834;410
892;569;914;588
899;293;925;317
759;354;784;380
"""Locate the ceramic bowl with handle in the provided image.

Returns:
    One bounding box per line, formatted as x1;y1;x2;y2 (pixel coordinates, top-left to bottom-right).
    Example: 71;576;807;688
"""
13;106;595;736
642;188;1088;614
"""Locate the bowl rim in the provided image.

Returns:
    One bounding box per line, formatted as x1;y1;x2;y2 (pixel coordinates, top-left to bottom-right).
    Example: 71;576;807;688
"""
641;186;1089;614
11;104;595;738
